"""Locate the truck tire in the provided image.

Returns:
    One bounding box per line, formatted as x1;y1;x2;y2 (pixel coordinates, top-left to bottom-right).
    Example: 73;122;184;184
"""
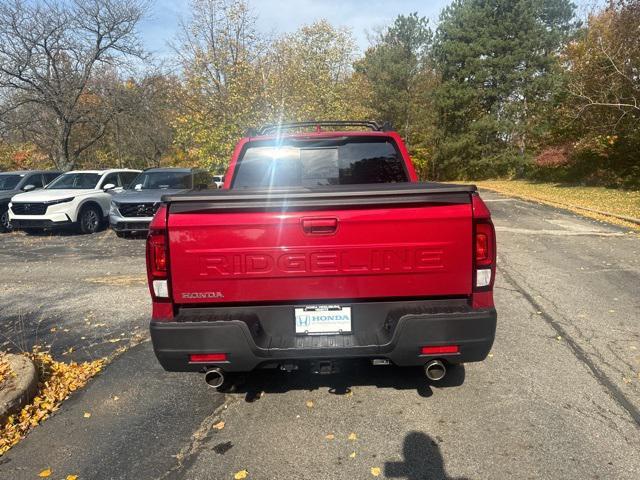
77;205;102;234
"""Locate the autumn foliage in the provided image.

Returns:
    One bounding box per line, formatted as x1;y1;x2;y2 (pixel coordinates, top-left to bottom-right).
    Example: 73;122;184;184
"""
0;350;103;455
0;0;638;187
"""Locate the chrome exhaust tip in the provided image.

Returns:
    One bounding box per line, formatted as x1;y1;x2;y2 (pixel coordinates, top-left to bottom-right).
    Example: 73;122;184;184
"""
204;367;225;389
424;359;446;381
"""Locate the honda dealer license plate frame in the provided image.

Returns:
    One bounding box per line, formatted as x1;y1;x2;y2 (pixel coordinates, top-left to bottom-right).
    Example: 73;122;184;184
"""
294;305;352;335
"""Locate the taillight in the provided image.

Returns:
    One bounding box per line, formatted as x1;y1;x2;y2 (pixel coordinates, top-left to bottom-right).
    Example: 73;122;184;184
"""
147;229;167;278
472;195;496;308
475;223;494;267
146;205;171;306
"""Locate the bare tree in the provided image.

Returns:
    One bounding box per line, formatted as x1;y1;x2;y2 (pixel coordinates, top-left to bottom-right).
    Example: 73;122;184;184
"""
0;0;148;170
105;73;177;169
568;0;640;129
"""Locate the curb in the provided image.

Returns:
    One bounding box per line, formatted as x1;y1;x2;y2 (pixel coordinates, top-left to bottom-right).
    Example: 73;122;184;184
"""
0;354;39;423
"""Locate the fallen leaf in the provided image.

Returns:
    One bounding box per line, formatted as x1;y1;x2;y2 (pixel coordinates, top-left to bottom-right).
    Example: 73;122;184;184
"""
213;421;225;430
234;470;249;479
38;468;52;477
306;400;314;408
66;475;78;480
83;412;91;418
325;433;335;440
488;353;494;358
113;396;119;401
348;432;357;441
556;336;562;341
349;451;356;458
371;467;381;477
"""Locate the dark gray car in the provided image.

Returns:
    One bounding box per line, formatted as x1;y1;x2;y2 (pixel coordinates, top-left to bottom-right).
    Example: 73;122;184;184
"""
109;168;214;237
0;170;62;232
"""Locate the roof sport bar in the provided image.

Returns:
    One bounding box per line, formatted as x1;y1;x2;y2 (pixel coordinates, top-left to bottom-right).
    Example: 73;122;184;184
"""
251;120;393;136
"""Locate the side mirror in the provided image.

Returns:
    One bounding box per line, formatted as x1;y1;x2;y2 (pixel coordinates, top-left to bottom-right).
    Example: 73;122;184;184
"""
103;183;116;191
134;184;142;191
22;184;36;192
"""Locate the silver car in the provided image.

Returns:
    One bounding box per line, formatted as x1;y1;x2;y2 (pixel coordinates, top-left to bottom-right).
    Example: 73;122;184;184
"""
109;168;214;237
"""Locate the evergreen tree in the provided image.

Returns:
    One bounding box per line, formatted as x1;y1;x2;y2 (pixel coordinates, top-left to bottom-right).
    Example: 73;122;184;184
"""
433;0;576;179
355;13;434;146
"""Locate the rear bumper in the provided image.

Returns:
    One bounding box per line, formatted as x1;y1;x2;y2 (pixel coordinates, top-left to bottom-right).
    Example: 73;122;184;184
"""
150;301;496;373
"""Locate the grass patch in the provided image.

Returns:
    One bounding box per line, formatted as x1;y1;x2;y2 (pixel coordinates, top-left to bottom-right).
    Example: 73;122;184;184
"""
0;349;103;455
476;180;640;231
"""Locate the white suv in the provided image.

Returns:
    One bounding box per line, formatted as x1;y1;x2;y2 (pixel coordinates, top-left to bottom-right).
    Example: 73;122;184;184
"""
9;169;140;234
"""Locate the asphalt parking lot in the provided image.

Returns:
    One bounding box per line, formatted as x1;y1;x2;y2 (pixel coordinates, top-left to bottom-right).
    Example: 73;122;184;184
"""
0;191;639;479
0;230;149;362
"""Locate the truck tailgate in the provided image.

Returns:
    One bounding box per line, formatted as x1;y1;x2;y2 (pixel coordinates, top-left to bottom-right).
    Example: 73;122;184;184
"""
165;185;474;304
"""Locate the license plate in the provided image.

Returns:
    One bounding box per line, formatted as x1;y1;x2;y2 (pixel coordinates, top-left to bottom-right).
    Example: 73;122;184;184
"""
294;305;352;335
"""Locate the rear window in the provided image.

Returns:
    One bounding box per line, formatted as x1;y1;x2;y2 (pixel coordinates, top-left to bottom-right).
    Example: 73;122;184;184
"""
232;137;408;188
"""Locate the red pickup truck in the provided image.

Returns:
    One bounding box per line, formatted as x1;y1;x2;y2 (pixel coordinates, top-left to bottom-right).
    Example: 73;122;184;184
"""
147;121;496;388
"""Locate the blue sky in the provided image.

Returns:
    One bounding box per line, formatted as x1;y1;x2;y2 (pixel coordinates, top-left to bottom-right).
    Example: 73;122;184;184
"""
140;0;601;59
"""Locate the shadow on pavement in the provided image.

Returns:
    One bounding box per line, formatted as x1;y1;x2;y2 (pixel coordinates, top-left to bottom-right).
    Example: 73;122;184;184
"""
223;361;465;401
385;431;470;480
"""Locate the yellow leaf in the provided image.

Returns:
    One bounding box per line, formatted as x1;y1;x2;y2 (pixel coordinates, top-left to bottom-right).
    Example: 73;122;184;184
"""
234;470;249;479
213;421;225;430
66;475;78;480
83;412;91;418
306;400;314;408
325;433;335;440
349;451;356;458
371;467;381;476
38;468;52;477
348;432;357;441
